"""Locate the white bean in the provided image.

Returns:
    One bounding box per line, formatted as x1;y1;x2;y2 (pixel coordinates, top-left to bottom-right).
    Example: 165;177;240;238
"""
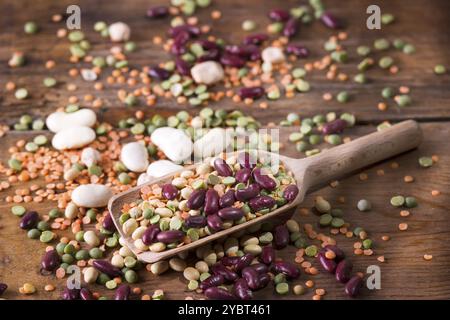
108;22;130;42
65;202;78;219
120;142;149;172
146;160;183;178
46;109;96;133
193;128;232;160
52;126;96;150
122;218;138;236
262;46;285;64
151;127;193;163
191;61;224;85
83;230;100;247
83;267;99;284
71;184;112;208
111;254;125;268
81;147;101;167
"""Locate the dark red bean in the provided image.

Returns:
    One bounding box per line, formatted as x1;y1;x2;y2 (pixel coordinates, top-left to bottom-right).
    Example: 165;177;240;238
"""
283;185;299;202
204;287;237;300
260;246;276;265
286;44;309;58
249;195;276;212
184;215;207;228
93;260;123;278
258;273;270;289
268;9;290;22
318;252;337;273
102;213;116;232
213;158;233;177
156;230;184;244
114;284;131;300
225;44;259;58
199;274;225;290
211;263;239;283
274;225;289;249
238;86;265;99
243;33;269;45
322;119;347;135
323;245;345;262
80;287;94;300
271;261;300;279
283;18;298;38
20;211;39;230
250;50;262;61
168;25;200;38
207;214;223;232
204;189;220;215
142;224;160;245
162;183;178;200
220;53;246;68
0;283;8;296
198;48;221;62
175;57;191;76
171;41;187;55
221;256;240;267
241;266;261;290
335;259;353;283
195;40;219;50
235;253;254;272
345;276;363;297
235;183;260;202
219;189;235;208
148;66;171;80
237;152;256;169
187;189;206;209
250;263;269;274
233;278;253;300
321;12;342;29
61;287;80;300
41;249;61;272
146;6;169;19
235;168;252;184
252;168;276;190
218;207;244;220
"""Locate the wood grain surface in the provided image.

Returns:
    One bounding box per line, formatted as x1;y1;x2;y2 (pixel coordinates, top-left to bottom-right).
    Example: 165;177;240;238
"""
0;0;449;300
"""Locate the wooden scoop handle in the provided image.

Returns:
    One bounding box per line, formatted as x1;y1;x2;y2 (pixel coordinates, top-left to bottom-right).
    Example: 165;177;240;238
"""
301;120;422;190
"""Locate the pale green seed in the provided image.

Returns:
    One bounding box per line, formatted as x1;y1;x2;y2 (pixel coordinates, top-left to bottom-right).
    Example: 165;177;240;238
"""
15;88;28;100
390;195;405;207
12;205;26;216
418;156;433;168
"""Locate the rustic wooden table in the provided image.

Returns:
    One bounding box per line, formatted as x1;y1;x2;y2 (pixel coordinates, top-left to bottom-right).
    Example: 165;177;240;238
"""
0;0;449;300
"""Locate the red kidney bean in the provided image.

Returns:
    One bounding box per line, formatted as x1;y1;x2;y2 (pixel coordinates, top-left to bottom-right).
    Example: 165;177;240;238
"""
169;25;200;38
213;158;233;177
283;18;298;38
286;44;309;58
184;215;207;228
250;50;262;61
175;57;191;76
187;189;206;209
241;266;261;290
274;225;289;249
235;253;254;272
198;48;221;62
204;189;220;215
235;183;260;202
225;44;259;58
268;9;290;22
204;287;237;300
162;183;178;200
199;274;225;290
80;287;94;300
102;213;116;232
218;207;244;220
283;185;299;202
114;284;131;300
220;53;246;68
335;259;353;283
211;263;239;283
221;256;240;267
250;263;269;274
238;86;265;99
258;273;270;289
345;276;363;297
323;245;345;262
219;189;236;208
156;230;184;243
93;260;123;278
243;33;269;46
0;283;8;296
61;287;80;300
195;39;219;50
142;224;160;245
321;12;342;29
260;246;276;265
249;195;276;212
322;118;347;135
171;42;187;55
233;278;253;300
318;252;337;273
20;211;39;230
146;6;169;19
252;168;276;190
148;66;171;80
207;214;223;232
235;168;252;184
237;152;256;169
271;261;300;279
41;249;61;272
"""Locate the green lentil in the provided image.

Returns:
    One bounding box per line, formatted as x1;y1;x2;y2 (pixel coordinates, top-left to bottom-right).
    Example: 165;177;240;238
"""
390;195;405;207
105;280;117;290
124;41;137;52
68;31;85;42
354;73;367;84
319;214;333;226
353;227;364;237
15;88;29;100
405;196;418;208
24;21;39;34
356;45;371;56
393;39;405;50
296;79;310;92
65;104;79;113
70;45;86;58
8;158;22;171
381;13;395;25
418;156;433;168
362;239;373;249
94;21;107;32
340;113;356;126
305;245;318;257
336;91;350;103
331;217;345;228
105;236;119;247
395;95;412;107
48;208;61;219
75;249;90;261
37;221;50;231
56;243;67;255
309;134;321;145
434;65;446;75
40;231;54;243
187;280;199;291
118;172;131;185
62;254;74;264
89;248;103;259
125;270;139;283
124;94;137;106
276;283;289;295
379;56;394;69
32;120;45;131
222;177;236;185
374;38;390;50
43;77;57;87
331;50;348;63
86;209;97;221
88;165;102;176
187;228;199;241
11;205;26;217
381;87;394;99
296;141;309;152
131;123;146;135
289;132;303;142
292;68;306;79
97;273;111;285
403;44;416;54
274;273;287;285
27;229;41;239
358;58;374;71
75;231;85;242
327;134;342;145
25;142;38;152
357;199;372;212
331;208;344;217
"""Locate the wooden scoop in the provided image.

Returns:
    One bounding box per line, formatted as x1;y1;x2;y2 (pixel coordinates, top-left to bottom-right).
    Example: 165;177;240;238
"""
108;120;422;263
